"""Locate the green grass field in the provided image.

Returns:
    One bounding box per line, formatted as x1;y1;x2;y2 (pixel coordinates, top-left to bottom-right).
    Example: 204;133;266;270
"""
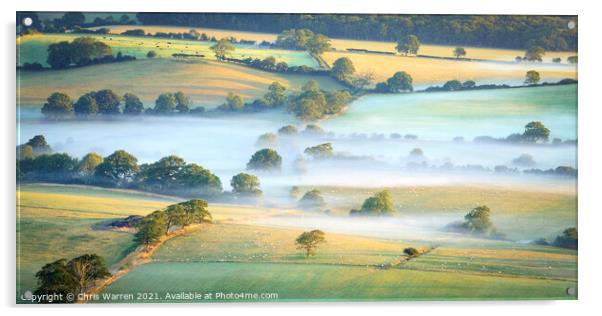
16;184;176;296
17;33;318;68
17;184;577;302
101;261;575;302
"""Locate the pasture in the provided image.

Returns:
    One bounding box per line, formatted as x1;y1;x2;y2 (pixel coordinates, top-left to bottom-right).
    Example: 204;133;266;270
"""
17;33;318;68
102;220;576;302
18;182;576;302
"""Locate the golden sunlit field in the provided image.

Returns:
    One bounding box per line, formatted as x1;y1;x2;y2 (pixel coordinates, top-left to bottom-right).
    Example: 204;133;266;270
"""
18;59;343;106
92;25;578;63
322;51;577;86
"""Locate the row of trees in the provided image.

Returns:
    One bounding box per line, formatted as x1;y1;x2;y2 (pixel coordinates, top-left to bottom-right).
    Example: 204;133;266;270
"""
134;199;212;249
218;80;354;121
133;13;576;51
40;90;203;118
17;139;223;197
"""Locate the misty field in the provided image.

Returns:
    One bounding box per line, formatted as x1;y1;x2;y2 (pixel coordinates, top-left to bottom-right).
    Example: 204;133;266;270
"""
17;184;576;302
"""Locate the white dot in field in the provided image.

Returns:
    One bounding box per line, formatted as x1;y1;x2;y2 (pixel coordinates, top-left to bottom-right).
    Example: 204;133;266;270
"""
22;17;32;26
568;21;576;29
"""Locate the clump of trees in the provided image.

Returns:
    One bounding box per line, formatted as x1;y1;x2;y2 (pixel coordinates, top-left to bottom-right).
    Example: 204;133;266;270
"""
475;121;552;144
552;227;578;249
303;124;325;136
46;37;135;69
246;148;282;171
447;205;504;239
217;82;290;113
278;125;298;136
134;199;212;249
255;133;278;147
396;35;420;56
287;80;353;121
135;155;223;196
304;143;334;159
34;254;110;303
512;154;536;167
298;189;326;210
375;71;414;93
295;230;326;258
275;29;332;55
350;190;396;216
230;173;262;196
524;46;546;62
331;57;356;82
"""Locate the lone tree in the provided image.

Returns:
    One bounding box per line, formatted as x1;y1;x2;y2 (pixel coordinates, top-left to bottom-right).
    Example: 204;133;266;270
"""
295;230;326;258
453;47;467;58
210;38;235;60
403;247;420;257
331;57;356;81
41;92;74;118
462;205;496;235
299;189;326;210
522;121;551;143
94;150;139;186
524;46;545;62
246;148;282;171
524;70;541;85
231;172;262;196
396;35;420;56
350;190;396;216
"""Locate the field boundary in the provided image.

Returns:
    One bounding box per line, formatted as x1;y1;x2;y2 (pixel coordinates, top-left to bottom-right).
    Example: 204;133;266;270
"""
79;223;208;303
